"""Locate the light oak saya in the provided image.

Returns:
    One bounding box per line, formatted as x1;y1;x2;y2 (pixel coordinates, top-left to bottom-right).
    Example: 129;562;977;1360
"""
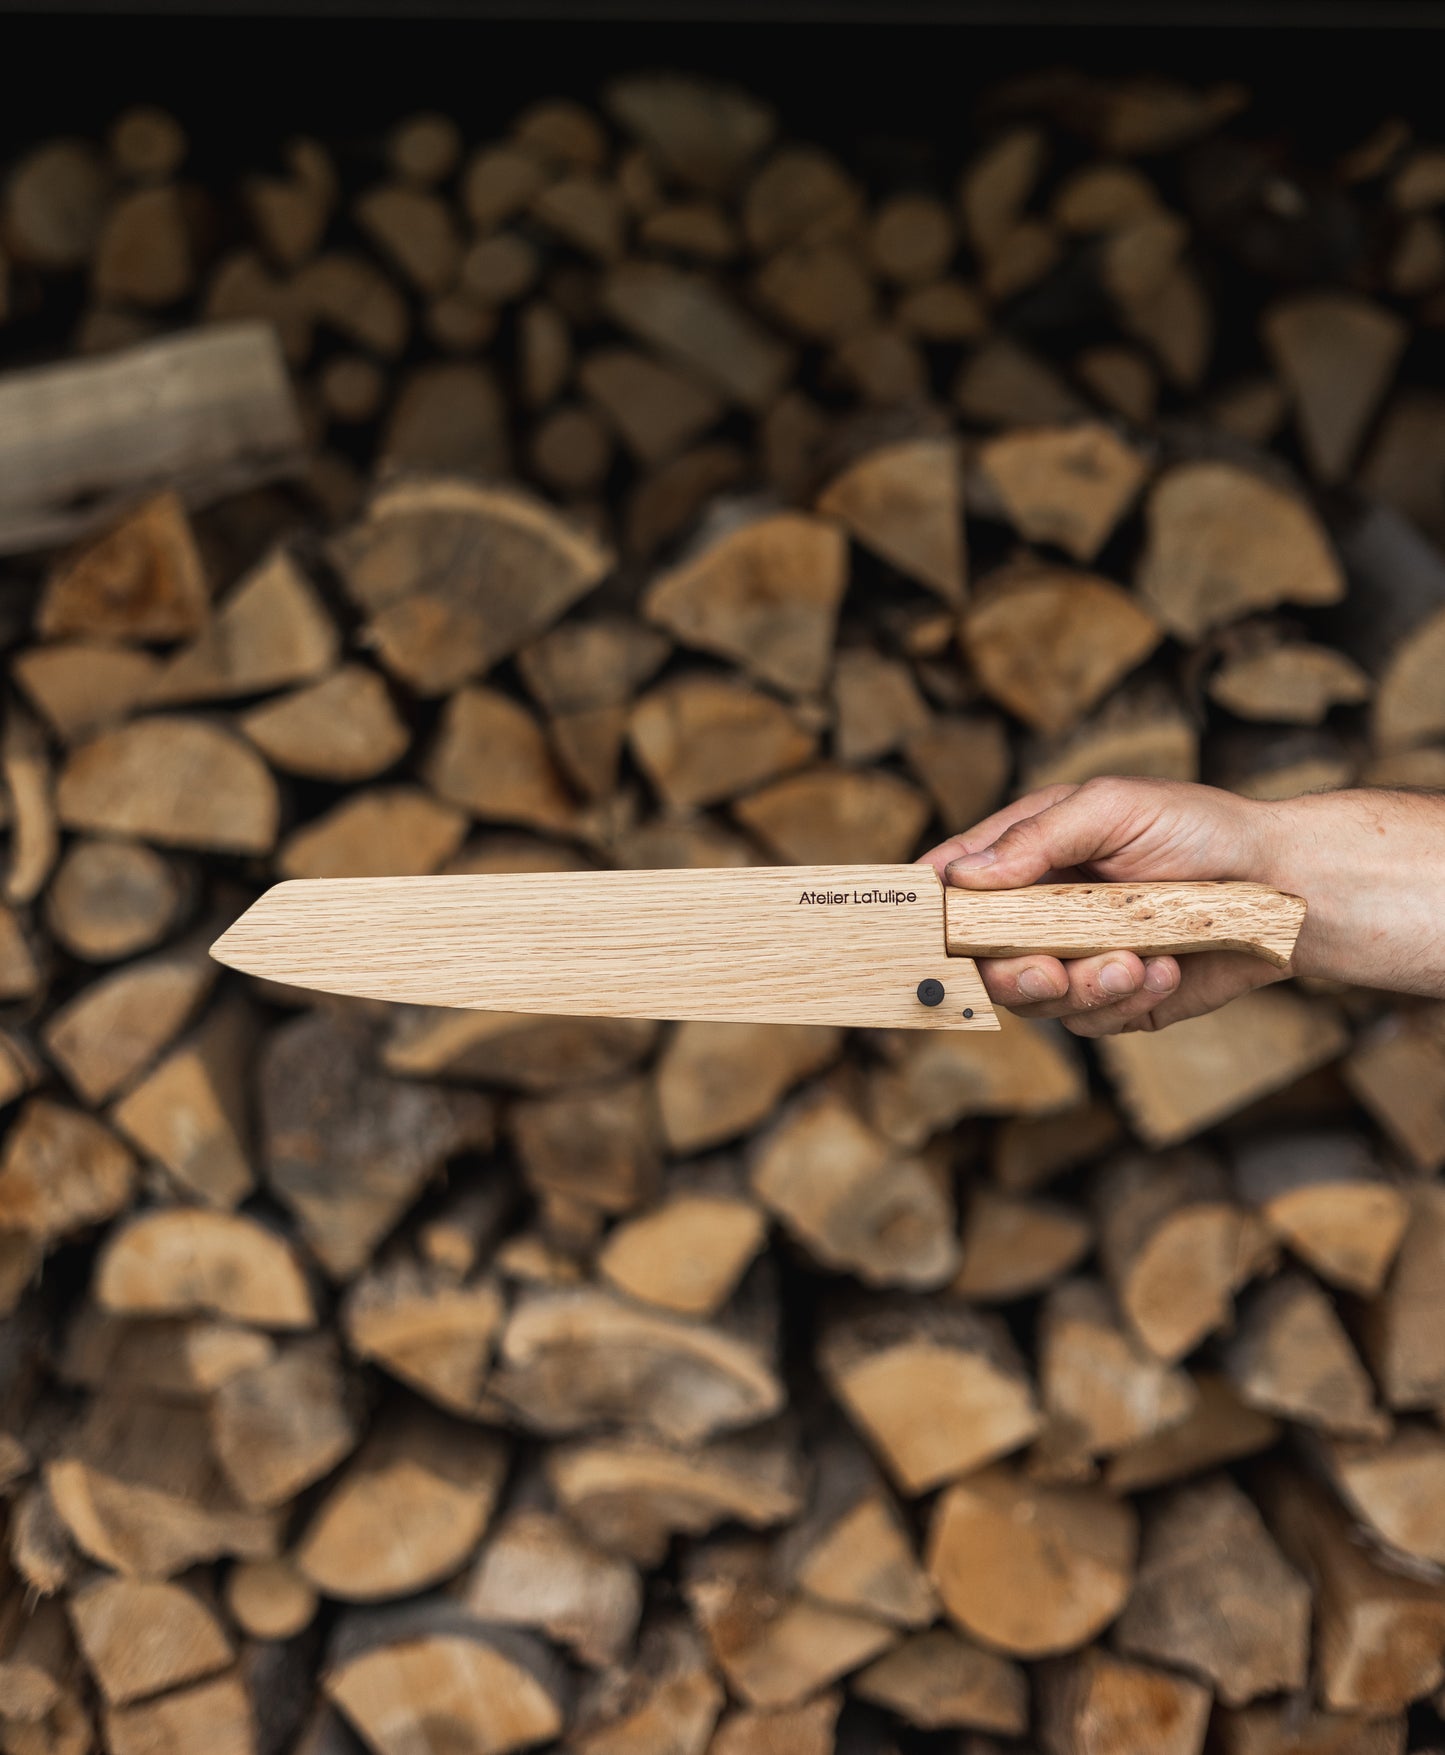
211;866;1306;1033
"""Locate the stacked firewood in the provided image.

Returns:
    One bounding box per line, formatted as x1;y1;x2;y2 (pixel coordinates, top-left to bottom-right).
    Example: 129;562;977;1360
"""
3;64;1445;1755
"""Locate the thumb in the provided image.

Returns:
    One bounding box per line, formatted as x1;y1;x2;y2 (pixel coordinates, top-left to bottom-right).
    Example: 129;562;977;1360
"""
944;786;1122;889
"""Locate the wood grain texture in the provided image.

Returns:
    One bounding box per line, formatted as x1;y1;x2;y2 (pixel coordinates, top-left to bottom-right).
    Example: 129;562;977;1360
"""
212;865;997;1032
0;323;304;554
945;882;1305;968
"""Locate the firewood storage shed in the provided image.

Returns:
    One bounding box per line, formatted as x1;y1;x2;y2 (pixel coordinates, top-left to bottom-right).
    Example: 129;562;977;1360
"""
2;3;1445;1751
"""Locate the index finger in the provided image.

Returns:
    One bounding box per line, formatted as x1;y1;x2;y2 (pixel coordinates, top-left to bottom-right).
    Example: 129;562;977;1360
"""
917;784;1079;878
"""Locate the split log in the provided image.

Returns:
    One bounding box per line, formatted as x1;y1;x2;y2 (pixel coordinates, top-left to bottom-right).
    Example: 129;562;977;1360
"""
45;839;184;963
955;336;1089;426
355;184;461;294
490;1280;784;1445
1114;1474;1310;1706
35;491;207;642
603;262;794;408
278;786;467;880
628;673;816;810
756;240;875;341
1092;1150;1255;1361
992;1095;1122;1192
960;127;1045;258
831;649;930;764
42;933;216;1105
424;685;575;832
68;1571;232;1704
56;715;279;853
1104;1371;1281;1491
1319;1423;1445;1571
1213;1704;1406;1755
1358;1182;1445;1409
961;560;1162;734
1020;681;1198;789
110;998;255;1207
1076;342;1158;422
607;72;775;193
104;1671;254;1755
926;1462;1137;1656
733;767;930;865
1343;1010;1445;1172
462;145;550;230
225;1558;318;1643
741;146;861;253
208;1335;358;1509
626;442;747;558
952;1187;1092;1300
14;641;163;742
866;1012;1086;1149
329;477;612;697
46;1394;283;1576
295;1408;506;1601
2;703;55;909
510;1076;659;1217
1262;293;1406;482
1259;1464;1445;1713
0;325;303;554
295;253;409;355
323;1605;568;1755
1207;629;1372;725
1098;986;1350;1149
384;1007;656;1092
656;1020;841;1156
530;405;613;495
975;422;1149;562
580;349;722;462
1135;461;1345;640
684;1536;897;1709
463;1507;642;1667
148;548;337;704
781;1425;934;1628
92;185;193;308
239;665;409;781
815;439;966;603
709;1695;839;1755
381;362;510;476
343;1252;505;1418
1036;1649;1211;1755
750;1088;959;1290
640;199;738;260
1037;1277;1196;1469
598;1169;767;1317
546;1426;804;1566
904;713;1011;830
854;1628;1027;1735
568;1617;720;1755
817;1297;1041;1494
3;138;109;269
1224;1272;1388;1438
96;1208;314;1329
0;1100;136;1261
57;1310;273;1403
643;513;847;695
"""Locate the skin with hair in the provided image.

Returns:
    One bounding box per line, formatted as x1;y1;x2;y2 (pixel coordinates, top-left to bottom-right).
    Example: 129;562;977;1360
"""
919;778;1445;1037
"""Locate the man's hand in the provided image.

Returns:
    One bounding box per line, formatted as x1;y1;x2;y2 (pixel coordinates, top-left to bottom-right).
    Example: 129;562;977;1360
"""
919;777;1289;1037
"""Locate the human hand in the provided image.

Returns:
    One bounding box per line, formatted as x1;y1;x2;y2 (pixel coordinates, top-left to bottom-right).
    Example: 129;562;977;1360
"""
919;777;1287;1036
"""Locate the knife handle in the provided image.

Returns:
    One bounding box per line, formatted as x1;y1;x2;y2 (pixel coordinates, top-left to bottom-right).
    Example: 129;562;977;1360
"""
944;881;1306;969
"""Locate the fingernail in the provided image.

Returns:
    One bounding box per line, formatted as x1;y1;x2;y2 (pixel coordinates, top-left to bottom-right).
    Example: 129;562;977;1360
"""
1144;960;1176;994
947;848;996;874
1100;961;1135;996
1018;967;1059;1000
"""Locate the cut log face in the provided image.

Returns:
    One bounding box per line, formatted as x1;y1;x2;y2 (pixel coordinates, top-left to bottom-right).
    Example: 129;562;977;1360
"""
208;1335;359;1509
604;262;795;407
36;492;208;643
510;1076;659;1216
14;641;164;743
1208;639;1372;726
831;649;930;764
962;563;1162;735
952;1187;1093;1301
104;1671;255;1755
568;1617;721;1755
324;1608;568;1755
976;423;1149;562
45;838;184;963
1259;1464;1445;1715
580;348;723;462
598;1183;768;1317
816;439;966;603
240;664;410;781
1321;1424;1445;1571
1098;987;1350;1149
1358;1183;1445;1410
226;1558;318;1643
818;1298;1042;1493
643;513;847;695
926;1463;1138;1657
278;786;467;880
491;1284;784;1445
547;1427;804;1566
1344;1013;1445;1173
57;716;279;854
656;1020;841;1156
343;1255;505;1418
608;72;775;193
853;1627;1027;1734
68;1573;232;1705
463;1508;642;1668
1263;293;1406;483
95;1208;315;1329
751;1089;958;1290
424;685;575;832
1213;1704;1407;1755
628;673;816;810
0;1099;135;1250
733;766;931;865
329;478;613;696
1104;1371;1281;1492
1225;1272;1388;1438
1114;1475;1310;1707
296;1408;506;1602
1036;1648;1212;1755
1136;463;1345;641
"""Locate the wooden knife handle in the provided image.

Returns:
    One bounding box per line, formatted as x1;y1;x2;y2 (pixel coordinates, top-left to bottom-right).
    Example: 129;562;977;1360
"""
943;881;1306;968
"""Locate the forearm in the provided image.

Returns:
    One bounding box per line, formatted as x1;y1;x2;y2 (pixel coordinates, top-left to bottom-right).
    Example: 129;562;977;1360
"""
1257;789;1445;997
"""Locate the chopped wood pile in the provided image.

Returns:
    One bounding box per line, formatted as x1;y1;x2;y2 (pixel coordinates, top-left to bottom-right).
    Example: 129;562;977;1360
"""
3;64;1445;1755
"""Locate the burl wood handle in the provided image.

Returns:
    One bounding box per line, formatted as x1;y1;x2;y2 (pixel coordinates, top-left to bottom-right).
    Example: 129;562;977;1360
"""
944;882;1306;968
